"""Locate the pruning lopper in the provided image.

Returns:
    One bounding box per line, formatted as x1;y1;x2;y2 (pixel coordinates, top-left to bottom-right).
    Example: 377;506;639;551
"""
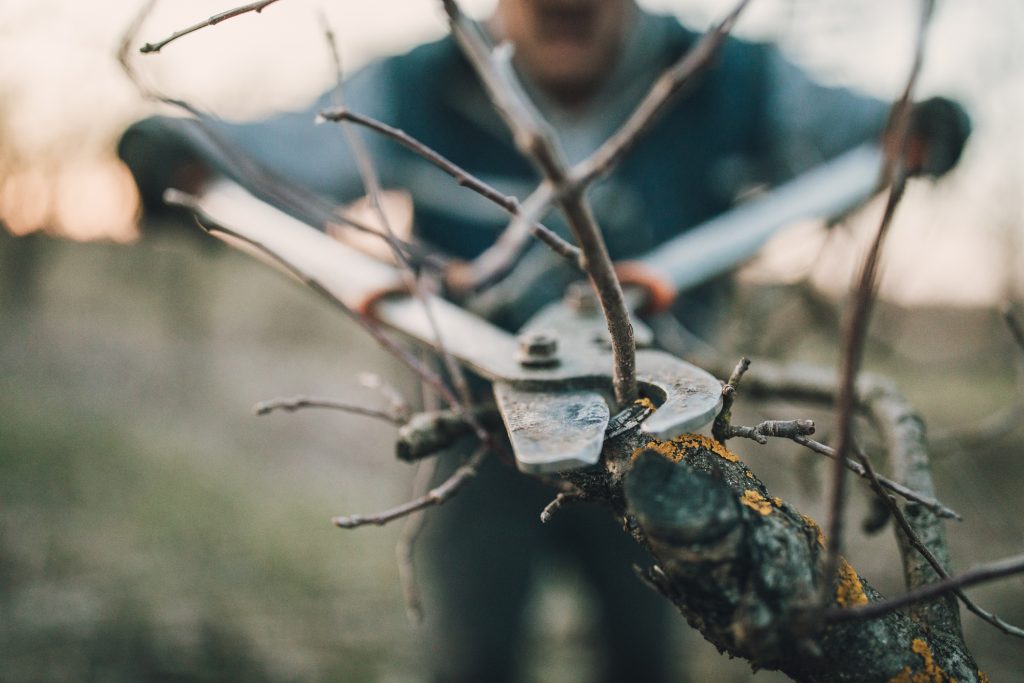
173;143;884;474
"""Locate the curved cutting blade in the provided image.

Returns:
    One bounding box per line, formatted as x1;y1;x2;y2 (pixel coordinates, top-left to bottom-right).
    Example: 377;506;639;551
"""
636;350;723;439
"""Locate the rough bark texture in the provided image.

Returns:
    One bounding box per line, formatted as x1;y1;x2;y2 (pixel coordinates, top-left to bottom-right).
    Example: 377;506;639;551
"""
622;438;981;682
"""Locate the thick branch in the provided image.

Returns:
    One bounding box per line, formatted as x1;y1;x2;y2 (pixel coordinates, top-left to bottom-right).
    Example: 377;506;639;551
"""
618;436;983;682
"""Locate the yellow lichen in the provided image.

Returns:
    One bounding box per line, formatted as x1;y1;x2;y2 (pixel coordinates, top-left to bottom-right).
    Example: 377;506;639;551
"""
635;397;657;412
835;557;869;608
632;433;741;464
802;514;826;548
635;439;688;463
978;672;990;683
887;638;957;683
740;489;773;515
772;497;783;508
676;433;740;462
745;470;754;479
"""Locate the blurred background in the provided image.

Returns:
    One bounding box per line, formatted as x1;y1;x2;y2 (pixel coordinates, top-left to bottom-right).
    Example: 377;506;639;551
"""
1;0;1022;680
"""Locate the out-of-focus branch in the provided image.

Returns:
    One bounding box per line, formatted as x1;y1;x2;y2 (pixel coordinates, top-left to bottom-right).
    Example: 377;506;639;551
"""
822;0;935;613
316;106;583;287
396;458;437;623
441;0;638;406
139;0;282;54
569;0;753;189
825;552;1024;625
1004;303;1024;354
119;1;414;251
168;198;462;412
319;17;487;445
789;435;960;521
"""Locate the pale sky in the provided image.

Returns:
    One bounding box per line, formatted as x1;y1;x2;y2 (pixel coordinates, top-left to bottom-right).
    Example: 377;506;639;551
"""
0;0;1021;304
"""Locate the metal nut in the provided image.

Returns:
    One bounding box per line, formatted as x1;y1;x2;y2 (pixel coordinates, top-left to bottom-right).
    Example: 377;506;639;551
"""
517;331;559;367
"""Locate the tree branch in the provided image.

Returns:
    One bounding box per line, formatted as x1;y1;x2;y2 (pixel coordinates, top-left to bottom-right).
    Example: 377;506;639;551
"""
253;395;404;424
823;0;935;615
441;0;638;406
825;553;1024;625
139;0;283;54
316;106;583;287
569;0;753;189
333;445;487;529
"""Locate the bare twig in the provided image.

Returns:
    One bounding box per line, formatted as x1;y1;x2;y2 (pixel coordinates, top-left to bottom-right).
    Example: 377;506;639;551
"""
396;457;438;624
825;552;1024;625
849;442;1024;638
119;1;409;250
728;418;815;444
540;490;584;524
172;205;462;411
358;372;411;424
333;445;487;529
320;18;489;445
316;106;582;286
822;0;935;611
253;395;404;424
569;0;753;188
789;435;960;521
456;0;752;293
442;0;638;407
712;356;751;443
140;0;282;54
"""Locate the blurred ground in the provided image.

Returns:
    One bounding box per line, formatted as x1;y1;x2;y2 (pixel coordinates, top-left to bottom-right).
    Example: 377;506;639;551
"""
1;228;1022;681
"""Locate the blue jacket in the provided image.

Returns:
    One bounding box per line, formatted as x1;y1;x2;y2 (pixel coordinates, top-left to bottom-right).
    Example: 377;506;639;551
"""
120;12;891;329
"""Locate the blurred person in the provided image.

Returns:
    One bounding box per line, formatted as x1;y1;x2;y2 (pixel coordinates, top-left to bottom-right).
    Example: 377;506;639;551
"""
118;1;969;680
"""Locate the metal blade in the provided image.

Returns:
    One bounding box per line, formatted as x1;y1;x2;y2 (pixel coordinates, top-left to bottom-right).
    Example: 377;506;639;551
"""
635;350;723;439
493;382;609;474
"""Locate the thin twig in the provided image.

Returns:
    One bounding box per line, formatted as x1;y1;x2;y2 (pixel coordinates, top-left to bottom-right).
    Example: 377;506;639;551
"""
316;106;582;285
320;18;488;445
569;0;753;189
824;552;1024;624
540;490;584;524
396;457;438;624
140;0;282;54
788;435;960;521
333;445;487;529
849;443;1024;638
118;1;408;250
253;395;404;424
174;208;462;411
358;372;411;424
712;356;751;443
442;0;637;406
728;418;815;444
822;0;935;611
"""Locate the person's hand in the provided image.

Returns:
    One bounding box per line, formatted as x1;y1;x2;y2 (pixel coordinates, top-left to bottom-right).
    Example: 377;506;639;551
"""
891;96;972;178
